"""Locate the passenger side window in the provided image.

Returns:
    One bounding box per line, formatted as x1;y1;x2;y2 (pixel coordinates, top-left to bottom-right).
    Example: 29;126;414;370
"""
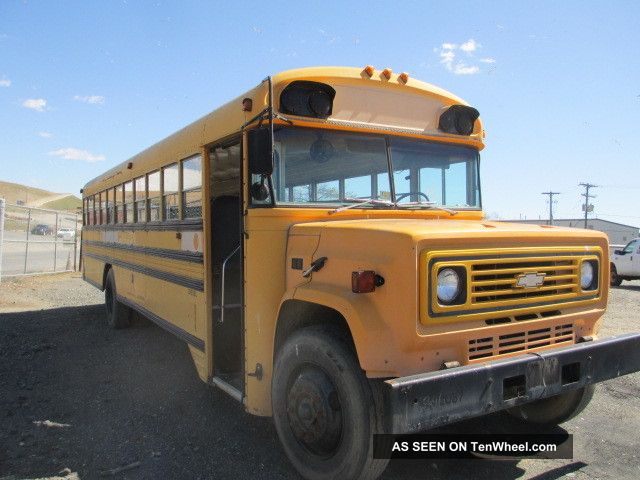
124;181;134;223
148;171;161;221
182;155;202;218
135;176;147;222
163;163;179;220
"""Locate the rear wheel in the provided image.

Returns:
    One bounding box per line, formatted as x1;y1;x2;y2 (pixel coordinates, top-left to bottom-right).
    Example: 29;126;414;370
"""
610;264;622;286
272;326;389;480
507;385;595;425
104;268;131;329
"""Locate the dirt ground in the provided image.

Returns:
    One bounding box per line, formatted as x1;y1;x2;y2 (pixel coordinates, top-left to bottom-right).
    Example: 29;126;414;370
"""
1;273;639;479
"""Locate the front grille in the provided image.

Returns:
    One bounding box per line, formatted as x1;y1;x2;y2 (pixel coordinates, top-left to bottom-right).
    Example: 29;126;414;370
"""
470;256;580;306
468;323;574;361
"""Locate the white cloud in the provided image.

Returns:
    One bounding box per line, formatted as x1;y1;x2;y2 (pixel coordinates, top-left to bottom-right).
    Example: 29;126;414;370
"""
460;39;479;53
48;147;105;163
0;76;10;87
38;131;53;138
22;98;47;111
453;64;480;75
436;39;493;75
73;95;105;104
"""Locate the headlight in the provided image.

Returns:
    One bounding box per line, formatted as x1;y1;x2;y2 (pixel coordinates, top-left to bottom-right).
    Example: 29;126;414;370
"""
437;268;461;304
580;261;595;289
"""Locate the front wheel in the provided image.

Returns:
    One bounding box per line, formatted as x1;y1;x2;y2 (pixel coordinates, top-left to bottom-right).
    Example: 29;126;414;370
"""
610;264;622;287
272;326;389;480
507;385;595;425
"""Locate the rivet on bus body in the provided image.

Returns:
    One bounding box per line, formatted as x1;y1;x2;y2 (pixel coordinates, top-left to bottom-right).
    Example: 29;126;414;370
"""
381;68;392;80
398;72;409;84
363;65;375;77
242;98;253;112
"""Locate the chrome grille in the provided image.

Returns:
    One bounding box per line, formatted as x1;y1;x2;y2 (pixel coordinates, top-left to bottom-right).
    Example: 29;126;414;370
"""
470;257;580;305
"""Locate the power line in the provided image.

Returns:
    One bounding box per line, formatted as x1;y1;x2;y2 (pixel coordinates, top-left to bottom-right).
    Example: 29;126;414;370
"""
579;182;597;229
541;191;560;225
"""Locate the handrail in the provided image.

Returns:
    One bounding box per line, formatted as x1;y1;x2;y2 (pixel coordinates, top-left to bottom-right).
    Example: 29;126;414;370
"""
219;244;241;324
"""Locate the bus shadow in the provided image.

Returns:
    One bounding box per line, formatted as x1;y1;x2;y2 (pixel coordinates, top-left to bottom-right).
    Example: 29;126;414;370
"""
0;303;586;480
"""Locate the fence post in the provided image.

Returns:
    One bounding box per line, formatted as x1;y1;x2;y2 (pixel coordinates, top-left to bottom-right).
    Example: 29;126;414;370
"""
0;198;5;283
53;212;59;272
74;212;78;271
24;208;31;275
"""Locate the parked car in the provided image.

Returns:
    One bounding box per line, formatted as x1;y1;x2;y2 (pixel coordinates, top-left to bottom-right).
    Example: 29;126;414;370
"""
31;224;53;235
610;238;640;286
56;228;76;240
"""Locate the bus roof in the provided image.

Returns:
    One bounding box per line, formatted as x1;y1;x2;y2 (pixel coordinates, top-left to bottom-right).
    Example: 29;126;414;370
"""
83;66;481;196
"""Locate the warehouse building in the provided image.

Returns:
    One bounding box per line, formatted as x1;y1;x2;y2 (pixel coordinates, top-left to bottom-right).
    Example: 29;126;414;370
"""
505;218;639;246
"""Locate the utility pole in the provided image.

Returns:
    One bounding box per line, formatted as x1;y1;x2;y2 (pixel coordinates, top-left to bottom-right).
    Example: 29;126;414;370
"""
579;182;597;229
541;191;560;225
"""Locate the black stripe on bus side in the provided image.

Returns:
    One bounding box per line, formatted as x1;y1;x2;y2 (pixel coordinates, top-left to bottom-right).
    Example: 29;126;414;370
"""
83;252;204;292
116;294;205;352
83;240;204;264
82;219;203;232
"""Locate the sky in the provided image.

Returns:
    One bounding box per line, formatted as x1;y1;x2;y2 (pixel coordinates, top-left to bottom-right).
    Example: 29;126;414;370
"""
1;1;639;225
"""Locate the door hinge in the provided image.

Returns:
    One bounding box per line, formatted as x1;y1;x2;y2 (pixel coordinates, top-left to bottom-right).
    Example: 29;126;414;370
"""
247;363;263;381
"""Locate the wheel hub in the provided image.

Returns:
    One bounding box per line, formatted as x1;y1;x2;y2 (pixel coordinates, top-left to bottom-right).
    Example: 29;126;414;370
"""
286;367;342;456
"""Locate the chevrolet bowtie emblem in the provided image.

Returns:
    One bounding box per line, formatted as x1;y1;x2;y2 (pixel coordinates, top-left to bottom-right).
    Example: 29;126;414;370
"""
515;272;546;288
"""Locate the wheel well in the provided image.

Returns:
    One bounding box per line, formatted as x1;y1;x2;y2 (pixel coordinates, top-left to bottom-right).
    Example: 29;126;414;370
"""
102;263;112;291
274;299;358;363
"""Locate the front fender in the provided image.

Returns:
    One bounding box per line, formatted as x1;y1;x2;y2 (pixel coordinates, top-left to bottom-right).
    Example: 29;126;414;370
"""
289;282;401;377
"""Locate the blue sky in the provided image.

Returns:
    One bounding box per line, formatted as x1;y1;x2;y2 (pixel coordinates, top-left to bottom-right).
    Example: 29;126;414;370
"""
1;1;639;224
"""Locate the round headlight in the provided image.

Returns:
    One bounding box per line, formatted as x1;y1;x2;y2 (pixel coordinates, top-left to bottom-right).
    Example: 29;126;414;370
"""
580;262;595;289
437;268;461;304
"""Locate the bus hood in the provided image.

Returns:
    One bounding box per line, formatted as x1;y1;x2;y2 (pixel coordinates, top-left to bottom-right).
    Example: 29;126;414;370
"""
290;218;609;246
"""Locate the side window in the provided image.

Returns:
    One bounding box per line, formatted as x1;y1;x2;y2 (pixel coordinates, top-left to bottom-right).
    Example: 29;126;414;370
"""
87;197;94;225
148;170;161;221
163;163;179;220
100;191;107;225
83;198;88;225
182;155;202;218
124;181;134;223
135;176;147;222
623;240;639;254
115;185;124;223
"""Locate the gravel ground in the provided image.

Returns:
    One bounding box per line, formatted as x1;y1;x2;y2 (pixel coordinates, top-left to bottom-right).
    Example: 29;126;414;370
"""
1;273;639;480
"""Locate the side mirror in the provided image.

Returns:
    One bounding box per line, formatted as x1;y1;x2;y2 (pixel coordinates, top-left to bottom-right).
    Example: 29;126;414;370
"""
248;127;273;175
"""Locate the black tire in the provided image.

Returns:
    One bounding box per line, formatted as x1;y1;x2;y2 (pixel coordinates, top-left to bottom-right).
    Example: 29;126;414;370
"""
104;268;131;329
610;264;622;287
507;385;595;425
272;326;389;480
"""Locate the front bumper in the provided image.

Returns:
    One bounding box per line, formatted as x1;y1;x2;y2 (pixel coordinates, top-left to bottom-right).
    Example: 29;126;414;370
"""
385;333;640;434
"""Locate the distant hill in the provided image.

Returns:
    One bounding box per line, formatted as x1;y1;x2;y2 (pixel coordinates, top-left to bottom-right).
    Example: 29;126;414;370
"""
0;180;82;212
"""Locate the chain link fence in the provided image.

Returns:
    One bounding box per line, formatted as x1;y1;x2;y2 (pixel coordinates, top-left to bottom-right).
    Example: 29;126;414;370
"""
0;198;81;281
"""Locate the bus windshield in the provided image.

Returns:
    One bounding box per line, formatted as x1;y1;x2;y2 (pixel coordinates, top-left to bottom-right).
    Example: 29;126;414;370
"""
267;127;481;209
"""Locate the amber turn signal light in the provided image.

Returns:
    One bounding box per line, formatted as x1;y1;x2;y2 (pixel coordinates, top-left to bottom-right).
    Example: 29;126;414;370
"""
363;65;375;77
398;72;409;83
352;270;385;293
381;68;392;80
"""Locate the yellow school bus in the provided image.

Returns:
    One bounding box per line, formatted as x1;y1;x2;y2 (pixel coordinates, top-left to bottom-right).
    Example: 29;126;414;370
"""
82;66;640;480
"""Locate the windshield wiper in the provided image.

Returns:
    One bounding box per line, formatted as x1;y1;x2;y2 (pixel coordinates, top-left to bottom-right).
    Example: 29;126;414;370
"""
329;197;395;214
396;202;458;215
